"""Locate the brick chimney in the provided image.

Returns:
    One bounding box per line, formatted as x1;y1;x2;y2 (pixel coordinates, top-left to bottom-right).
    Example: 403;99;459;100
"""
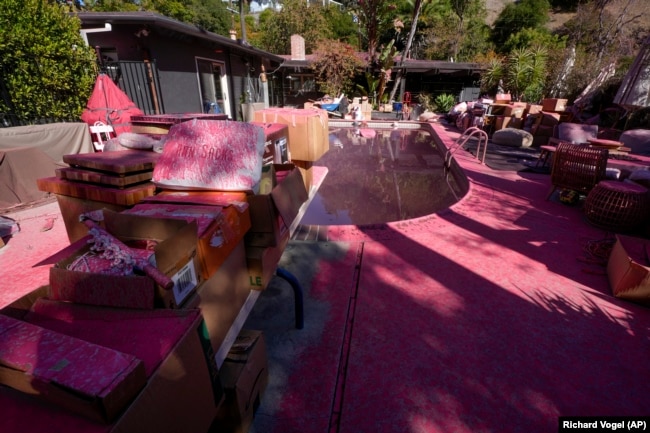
290;35;305;60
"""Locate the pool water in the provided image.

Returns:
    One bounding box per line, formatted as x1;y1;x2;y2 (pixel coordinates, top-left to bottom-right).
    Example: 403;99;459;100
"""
299;122;464;226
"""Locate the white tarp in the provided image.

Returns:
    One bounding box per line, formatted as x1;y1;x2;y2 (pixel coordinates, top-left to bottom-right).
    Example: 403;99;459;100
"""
614;36;650;109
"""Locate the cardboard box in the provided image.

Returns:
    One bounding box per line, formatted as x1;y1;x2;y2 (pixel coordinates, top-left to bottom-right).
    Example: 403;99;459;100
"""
130;191;252;281
495;93;511;104
0;314;147;423
49;210;201;309
487;104;509;116
505;105;525;118
542;98;567;112
509;117;523;129
246;229;290;290
185;241;252;355
494;116;508;131
0;290;222;433
253;108;329;162
292;160;314;193
540;111;562;126
213;330;269;433
53;194;130;243
607;235;650;305
249;122;290;165
245;164;308;248
525;104;543;115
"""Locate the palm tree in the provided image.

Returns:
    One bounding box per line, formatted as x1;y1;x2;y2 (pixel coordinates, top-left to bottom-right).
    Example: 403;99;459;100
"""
387;0;427;103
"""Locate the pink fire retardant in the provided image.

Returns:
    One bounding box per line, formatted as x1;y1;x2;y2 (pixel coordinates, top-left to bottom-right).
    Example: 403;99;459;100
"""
152;120;264;191
81;74;143;135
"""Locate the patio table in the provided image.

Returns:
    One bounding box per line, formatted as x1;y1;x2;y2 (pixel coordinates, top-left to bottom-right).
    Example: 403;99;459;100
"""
535;141;650;178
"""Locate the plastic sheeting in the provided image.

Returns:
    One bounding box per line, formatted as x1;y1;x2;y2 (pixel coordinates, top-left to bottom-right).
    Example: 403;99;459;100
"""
614;36;650;109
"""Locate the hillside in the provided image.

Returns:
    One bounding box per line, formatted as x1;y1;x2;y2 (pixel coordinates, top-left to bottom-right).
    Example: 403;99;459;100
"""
484;0;650;30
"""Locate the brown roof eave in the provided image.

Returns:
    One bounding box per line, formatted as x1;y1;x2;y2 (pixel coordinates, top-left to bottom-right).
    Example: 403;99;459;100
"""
75;11;285;64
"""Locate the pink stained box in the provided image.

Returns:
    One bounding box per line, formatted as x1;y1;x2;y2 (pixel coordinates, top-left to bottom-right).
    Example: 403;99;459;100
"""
0;314;147;423
48;209;201;309
152;120;265;191
129;191;252;281
0;290;221;433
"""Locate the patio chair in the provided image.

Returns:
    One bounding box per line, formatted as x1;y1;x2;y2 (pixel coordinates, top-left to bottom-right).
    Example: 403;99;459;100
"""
546;142;609;200
89;121;115;152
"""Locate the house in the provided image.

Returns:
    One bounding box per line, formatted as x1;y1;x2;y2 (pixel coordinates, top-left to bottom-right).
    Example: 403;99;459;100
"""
276;35;485;109
77;11;285;120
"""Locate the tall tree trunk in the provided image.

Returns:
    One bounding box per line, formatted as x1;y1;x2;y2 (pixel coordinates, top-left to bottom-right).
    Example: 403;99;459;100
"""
387;0;423;103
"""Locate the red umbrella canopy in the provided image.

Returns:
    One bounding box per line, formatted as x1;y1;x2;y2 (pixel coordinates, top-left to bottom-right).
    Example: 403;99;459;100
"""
81;74;144;135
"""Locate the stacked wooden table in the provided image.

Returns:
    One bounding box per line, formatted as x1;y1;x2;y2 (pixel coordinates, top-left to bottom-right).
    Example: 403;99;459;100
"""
37;150;159;242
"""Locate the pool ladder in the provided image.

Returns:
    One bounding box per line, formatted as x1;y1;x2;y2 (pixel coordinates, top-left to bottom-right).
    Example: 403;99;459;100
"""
444;126;490;167
443;126;489;202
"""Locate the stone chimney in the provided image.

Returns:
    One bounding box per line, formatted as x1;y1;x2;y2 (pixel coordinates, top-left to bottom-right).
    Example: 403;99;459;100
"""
290;35;305;61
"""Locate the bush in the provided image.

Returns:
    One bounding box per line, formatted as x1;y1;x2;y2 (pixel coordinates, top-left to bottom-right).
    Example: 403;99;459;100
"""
434;93;456;113
0;0;97;122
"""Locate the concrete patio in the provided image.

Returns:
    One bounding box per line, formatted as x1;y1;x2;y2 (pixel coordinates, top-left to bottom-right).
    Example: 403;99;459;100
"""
1;120;649;432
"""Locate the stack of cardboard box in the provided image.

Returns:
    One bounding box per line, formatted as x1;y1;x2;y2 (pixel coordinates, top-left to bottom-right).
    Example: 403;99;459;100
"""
253;107;330;194
12;119;312;432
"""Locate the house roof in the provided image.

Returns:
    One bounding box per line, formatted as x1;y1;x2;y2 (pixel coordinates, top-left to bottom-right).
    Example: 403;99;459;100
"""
396;59;485;75
277;54;485;76
75;11;285;64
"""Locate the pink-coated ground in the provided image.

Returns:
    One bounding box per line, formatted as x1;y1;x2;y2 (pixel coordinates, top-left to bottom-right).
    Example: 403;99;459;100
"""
247;121;650;433
1;120;649;433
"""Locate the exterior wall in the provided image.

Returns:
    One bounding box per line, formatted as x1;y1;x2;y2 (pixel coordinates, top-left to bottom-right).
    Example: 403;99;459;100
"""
86;24;267;118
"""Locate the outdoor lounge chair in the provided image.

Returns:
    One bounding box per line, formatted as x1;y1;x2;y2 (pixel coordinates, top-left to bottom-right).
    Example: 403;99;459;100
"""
546;142;609;200
89;121;115;152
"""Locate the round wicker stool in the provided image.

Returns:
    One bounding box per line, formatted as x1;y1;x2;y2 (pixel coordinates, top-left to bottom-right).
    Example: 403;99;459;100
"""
584;180;650;232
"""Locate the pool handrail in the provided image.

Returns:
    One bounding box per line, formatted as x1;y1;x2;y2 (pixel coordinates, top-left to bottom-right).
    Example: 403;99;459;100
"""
445;126;489;166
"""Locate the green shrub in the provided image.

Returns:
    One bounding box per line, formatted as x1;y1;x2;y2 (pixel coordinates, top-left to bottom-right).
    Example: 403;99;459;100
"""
0;0;97;122
434;93;456;113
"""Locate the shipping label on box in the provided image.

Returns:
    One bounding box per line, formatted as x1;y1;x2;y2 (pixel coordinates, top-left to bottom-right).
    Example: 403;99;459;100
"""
253;108;329;162
49;210;201;309
0;314;147;423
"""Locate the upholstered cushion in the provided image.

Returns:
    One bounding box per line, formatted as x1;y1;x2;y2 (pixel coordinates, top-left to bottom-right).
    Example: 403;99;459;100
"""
619;129;650;155
492;128;533;148
556;123;599;144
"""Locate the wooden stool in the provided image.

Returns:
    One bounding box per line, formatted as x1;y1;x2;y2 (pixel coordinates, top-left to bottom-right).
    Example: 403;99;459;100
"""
584;180;650;232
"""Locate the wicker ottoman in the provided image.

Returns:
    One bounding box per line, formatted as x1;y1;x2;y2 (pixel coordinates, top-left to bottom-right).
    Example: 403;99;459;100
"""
584;180;650;232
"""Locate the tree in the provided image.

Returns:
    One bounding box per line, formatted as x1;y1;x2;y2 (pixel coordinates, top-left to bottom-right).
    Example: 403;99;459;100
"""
257;0;331;54
490;0;550;50
350;0;400;59
417;0;490;62
481;46;547;102
311;40;365;97
322;5;358;47
549;0;643;103
0;0;97;122
387;0;424;103
88;0;232;36
145;0;231;36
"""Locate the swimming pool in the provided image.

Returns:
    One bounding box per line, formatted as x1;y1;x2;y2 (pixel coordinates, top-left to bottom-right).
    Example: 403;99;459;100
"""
298;121;468;226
